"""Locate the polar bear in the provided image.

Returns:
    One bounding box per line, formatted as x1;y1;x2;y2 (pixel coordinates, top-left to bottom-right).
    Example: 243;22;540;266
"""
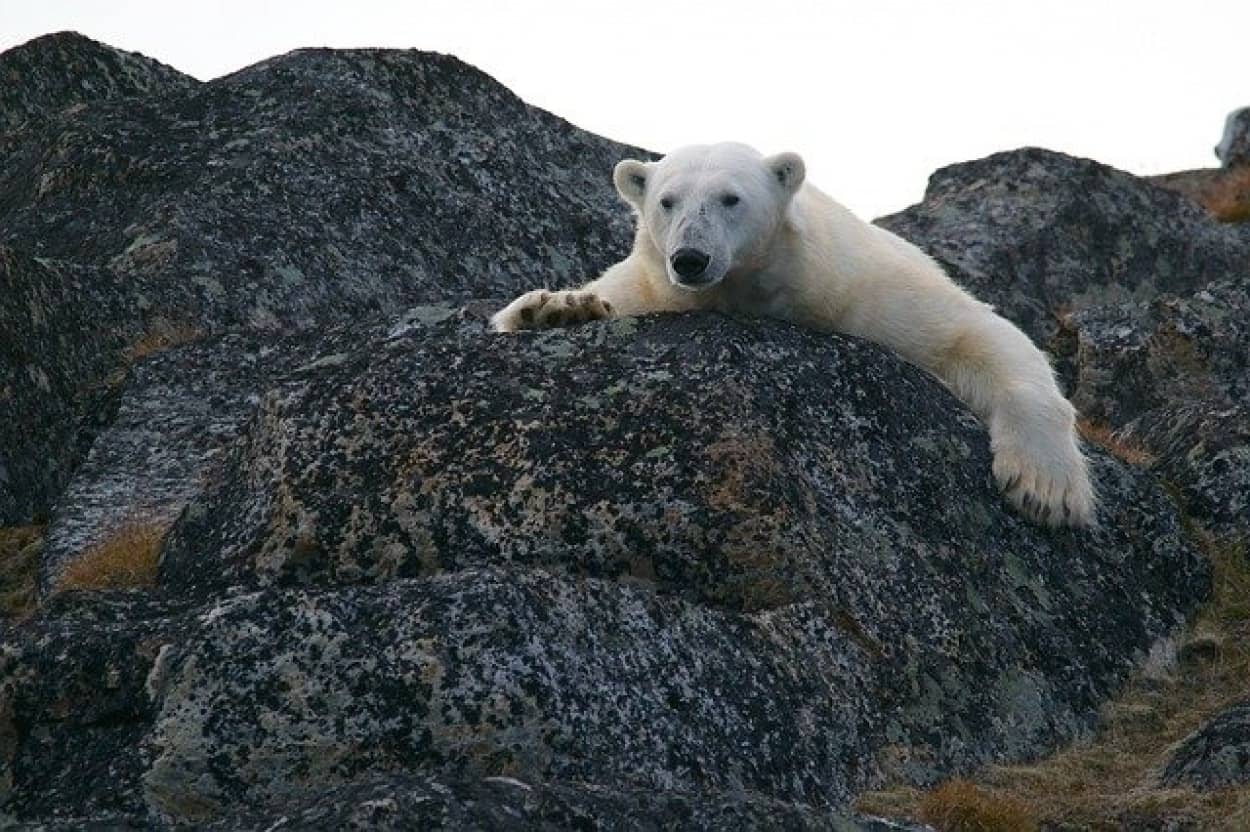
492;143;1095;527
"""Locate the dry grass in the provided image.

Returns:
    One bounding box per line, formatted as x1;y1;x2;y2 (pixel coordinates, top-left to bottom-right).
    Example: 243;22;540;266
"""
1149;166;1250;223
0;525;43;619
55;522;168;591
916;780;1038;832
1203;167;1250;223
1078;418;1156;467
103;324;204;391
856;534;1250;830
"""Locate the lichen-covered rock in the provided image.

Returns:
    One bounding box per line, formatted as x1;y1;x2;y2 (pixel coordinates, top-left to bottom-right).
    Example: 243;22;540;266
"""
1069;280;1250;538
0;35;645;525
1217;107;1250;168
876;148;1250;347
0;32;195;136
0;593;192;822
36;322;405;589
142;309;1207;820
0;247;139;524
1161;700;1250;789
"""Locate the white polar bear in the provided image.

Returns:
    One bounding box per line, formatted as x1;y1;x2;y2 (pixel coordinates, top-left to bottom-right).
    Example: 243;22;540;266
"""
492;143;1095;527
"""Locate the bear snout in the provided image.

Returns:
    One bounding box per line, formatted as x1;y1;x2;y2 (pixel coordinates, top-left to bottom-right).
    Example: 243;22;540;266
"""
671;248;711;281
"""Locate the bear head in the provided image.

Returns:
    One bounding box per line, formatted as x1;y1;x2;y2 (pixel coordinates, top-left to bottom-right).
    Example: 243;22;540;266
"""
613;143;805;291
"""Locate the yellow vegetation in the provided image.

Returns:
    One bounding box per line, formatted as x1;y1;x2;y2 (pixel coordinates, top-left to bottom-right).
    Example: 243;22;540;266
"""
1078;418;1156;467
55;522;168;591
917;780;1037;832
123;324;203;364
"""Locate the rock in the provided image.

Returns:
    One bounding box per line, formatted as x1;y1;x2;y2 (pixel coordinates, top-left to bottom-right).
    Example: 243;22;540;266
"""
0;248;138;524
877;148;1250;348
1068;280;1250;538
1216;107;1250;168
1161;700;1250;789
140;309;1206;821
197;773;916;831
0;35;645;525
0;32;195;136
36;323;397;589
0;592;192;822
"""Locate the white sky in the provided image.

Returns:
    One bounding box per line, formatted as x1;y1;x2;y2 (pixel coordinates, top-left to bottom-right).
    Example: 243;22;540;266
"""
2;0;1247;219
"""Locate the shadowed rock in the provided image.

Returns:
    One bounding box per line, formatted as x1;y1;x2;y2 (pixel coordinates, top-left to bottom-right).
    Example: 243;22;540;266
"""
1161;699;1250;790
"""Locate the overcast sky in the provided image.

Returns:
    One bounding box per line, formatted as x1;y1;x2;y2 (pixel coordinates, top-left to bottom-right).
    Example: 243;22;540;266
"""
3;1;1247;219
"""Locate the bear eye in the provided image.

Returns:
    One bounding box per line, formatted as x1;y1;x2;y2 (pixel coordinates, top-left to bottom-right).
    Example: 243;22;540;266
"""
660;196;675;210
721;193;740;207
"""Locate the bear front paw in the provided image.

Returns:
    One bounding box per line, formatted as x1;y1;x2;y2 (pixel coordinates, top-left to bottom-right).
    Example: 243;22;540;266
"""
992;437;1096;528
490;290;615;332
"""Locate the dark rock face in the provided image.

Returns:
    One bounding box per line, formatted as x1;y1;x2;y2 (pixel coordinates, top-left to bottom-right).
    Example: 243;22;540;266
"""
0;34;643;526
1217;107;1250;168
877;148;1250;347
0;32;195;135
0;31;1243;831
1069;280;1250;538
1161;700;1250;789
0;248;137;523
146;310;1203;821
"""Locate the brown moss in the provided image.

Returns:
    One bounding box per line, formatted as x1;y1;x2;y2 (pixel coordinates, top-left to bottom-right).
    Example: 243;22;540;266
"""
55;522;167;591
917;780;1038;832
0;525;43;619
123;324;203;364
1078;418;1156;466
855;535;1250;830
1149;166;1250;223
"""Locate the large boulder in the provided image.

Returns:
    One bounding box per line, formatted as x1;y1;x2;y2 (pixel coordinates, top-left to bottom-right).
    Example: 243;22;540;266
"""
877;148;1250;348
1068;279;1250;538
0;33;643;525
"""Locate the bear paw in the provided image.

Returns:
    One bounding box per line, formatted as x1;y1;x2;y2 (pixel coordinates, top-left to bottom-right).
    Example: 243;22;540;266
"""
991;435;1096;528
491;290;615;332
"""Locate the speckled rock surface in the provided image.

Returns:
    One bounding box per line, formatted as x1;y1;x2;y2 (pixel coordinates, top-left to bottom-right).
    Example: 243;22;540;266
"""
141;309;1205;819
0;31;195;136
877;148;1250;348
1217;107;1250;168
1161;700;1250;789
0;247;138;523
0;33;644;526
1068;280;1250;538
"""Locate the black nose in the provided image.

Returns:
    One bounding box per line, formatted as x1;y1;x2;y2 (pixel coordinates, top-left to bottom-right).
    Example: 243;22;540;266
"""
671;248;710;279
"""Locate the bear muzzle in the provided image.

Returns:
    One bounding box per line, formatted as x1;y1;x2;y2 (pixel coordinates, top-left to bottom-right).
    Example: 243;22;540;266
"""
670;247;712;285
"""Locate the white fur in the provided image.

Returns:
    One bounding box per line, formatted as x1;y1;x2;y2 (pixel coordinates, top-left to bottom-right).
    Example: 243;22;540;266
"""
492;143;1095;527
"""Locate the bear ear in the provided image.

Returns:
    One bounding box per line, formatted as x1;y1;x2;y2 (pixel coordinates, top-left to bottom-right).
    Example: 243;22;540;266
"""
765;152;806;195
613;159;650;208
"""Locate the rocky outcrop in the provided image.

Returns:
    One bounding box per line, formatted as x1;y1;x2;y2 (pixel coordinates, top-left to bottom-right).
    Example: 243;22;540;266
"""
0;31;1245;831
1217;107;1250;169
1161;700;1250;790
0;32;644;527
878;148;1250;345
1068;280;1250;538
0;31;195;135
